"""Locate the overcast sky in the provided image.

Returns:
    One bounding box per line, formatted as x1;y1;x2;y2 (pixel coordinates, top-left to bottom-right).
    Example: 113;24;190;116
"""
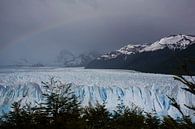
0;0;195;64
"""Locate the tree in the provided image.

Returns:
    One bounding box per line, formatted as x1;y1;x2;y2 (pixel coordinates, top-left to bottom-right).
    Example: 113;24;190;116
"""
82;103;112;129
113;103;145;129
167;60;195;129
0;78;83;129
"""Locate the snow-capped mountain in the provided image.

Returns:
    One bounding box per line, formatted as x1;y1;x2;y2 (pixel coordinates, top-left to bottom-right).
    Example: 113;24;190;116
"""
86;34;195;75
142;34;195;52
99;44;148;60
0;50;100;68
118;44;148;54
56;50;100;67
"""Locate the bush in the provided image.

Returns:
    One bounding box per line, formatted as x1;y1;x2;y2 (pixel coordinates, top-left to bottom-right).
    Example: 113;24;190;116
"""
0;78;194;129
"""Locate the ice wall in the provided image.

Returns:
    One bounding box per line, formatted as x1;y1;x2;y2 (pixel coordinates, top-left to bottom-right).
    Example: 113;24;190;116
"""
0;67;194;118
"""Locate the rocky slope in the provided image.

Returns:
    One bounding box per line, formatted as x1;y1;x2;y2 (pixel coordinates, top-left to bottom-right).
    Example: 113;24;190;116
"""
86;34;195;75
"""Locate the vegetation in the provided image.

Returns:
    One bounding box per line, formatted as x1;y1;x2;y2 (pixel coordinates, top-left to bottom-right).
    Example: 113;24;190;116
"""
0;77;194;129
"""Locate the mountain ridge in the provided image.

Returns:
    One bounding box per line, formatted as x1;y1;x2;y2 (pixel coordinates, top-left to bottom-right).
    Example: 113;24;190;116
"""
86;34;195;75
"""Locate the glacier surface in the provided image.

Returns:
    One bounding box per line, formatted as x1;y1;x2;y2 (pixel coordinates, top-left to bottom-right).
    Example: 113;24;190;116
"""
0;67;194;119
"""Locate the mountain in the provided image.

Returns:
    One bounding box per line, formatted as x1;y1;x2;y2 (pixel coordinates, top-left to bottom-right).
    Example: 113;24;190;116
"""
56;50;100;67
86;34;195;75
0;50;100;67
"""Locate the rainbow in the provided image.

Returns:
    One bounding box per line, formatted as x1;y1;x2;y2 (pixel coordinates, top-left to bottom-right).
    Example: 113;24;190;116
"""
1;18;75;51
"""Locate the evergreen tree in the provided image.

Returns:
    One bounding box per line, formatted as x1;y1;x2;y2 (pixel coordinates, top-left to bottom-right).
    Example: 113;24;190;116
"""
82;103;112;129
113;103;145;129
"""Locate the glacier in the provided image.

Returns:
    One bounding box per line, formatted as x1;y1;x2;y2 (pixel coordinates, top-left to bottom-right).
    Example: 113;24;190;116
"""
0;67;194;119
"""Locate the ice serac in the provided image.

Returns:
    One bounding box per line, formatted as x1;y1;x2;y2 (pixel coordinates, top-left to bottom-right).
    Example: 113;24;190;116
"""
86;34;195;75
0;67;194;119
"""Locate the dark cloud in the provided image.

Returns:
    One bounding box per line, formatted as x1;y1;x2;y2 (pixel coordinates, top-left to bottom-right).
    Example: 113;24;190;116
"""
0;0;195;64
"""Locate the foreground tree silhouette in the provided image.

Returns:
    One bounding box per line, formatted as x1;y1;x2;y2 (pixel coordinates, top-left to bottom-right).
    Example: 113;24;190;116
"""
82;103;112;129
0;77;194;129
39;77;83;129
144;113;161;129
112;103;146;129
166;60;195;129
0;102;34;129
0;78;83;129
166;75;195;129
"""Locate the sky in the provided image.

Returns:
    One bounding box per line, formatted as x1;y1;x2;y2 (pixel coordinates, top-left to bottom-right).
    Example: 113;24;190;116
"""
0;0;195;65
